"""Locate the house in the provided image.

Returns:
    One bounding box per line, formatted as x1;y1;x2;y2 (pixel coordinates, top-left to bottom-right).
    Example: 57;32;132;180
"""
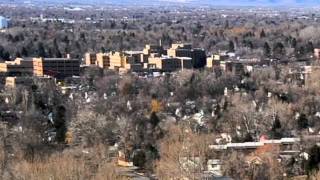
206;159;223;176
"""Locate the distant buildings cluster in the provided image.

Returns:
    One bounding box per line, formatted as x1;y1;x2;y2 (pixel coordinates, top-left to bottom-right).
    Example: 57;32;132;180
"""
84;43;206;74
84;43;267;76
0;55;80;87
2;42;320;88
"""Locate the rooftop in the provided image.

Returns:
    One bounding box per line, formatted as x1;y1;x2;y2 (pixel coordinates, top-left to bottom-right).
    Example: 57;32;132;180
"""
41;58;79;61
125;51;143;55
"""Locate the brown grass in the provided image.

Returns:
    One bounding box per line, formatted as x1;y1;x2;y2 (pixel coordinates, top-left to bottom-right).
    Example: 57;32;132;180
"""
14;153;90;180
12;145;127;180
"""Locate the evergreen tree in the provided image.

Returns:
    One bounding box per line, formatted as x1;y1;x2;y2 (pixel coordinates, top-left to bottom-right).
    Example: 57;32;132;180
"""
54;105;67;143
263;42;271;57
273;42;285;57
298;113;308;130
2;51;10;60
306;41;314;53
21;46;28;57
224;20;229;29
272;114;282;130
271;114;282;139
291;38;297;48
150;112;160;128
298;46;305;56
36;42;46;57
306;145;320;173
260;29;266;38
100;47;106;53
53;38;62;58
228;40;235;52
15;51;21;58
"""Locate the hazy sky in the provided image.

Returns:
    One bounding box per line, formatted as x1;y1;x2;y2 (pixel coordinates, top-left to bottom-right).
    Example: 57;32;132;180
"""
5;0;320;6
158;0;320;5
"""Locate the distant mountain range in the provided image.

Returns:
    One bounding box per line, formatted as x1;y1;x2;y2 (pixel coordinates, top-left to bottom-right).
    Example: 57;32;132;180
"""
0;0;319;6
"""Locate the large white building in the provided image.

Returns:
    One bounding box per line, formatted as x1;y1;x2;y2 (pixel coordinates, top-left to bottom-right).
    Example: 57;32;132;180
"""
0;16;8;29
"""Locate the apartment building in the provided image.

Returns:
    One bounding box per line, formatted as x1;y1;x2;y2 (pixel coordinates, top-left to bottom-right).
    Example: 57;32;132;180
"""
0;58;34;76
33;57;80;78
167;43;206;68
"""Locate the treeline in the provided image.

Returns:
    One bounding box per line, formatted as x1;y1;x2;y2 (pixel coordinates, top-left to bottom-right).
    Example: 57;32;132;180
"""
0;7;319;60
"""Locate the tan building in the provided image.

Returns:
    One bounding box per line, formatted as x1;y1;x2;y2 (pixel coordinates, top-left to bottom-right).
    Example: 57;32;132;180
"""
96;53;110;68
109;52;125;69
148;55;192;72
142;44;164;63
109;51;144;71
33;57;80;78
0;58;34;76
85;53;97;66
207;56;217;68
206;55;229;68
167;43;193;58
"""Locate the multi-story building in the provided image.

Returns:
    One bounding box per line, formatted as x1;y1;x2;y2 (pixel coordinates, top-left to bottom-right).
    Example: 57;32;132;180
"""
109;51;144;71
5;76;33;88
96;53;110;68
109;52;125;70
0;58;34;76
84;53;97;66
191;48;206;68
33;57;80;79
167;43;193;57
143;44;164;56
5;76;54;88
148;55;192;72
84;43;205;73
142;44;164;63
167;43;206;68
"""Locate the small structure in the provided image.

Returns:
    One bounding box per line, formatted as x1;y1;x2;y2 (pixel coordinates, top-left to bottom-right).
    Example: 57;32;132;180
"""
314;48;320;59
117;151;134;167
207;159;223;176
